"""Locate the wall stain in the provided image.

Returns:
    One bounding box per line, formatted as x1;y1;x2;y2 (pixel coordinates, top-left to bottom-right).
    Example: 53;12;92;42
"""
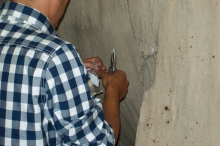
165;106;169;111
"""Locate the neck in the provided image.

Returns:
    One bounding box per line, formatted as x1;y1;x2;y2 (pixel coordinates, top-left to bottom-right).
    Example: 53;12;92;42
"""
11;0;57;27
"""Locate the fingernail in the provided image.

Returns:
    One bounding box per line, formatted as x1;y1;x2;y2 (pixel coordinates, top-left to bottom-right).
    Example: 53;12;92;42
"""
93;60;98;67
94;66;99;70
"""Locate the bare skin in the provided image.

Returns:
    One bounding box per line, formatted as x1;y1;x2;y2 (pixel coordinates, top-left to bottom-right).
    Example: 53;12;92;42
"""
12;0;129;144
83;57;107;71
95;68;129;142
11;0;69;28
84;57;129;142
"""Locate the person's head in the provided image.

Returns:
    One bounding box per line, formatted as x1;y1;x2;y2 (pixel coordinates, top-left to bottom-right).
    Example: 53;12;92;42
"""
11;0;69;28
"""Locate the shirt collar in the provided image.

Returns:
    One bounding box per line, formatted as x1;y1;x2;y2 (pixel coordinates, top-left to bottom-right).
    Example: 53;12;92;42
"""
0;1;58;36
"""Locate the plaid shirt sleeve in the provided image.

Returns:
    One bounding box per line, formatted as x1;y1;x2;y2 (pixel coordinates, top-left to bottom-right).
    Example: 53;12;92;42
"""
0;2;114;145
44;43;114;145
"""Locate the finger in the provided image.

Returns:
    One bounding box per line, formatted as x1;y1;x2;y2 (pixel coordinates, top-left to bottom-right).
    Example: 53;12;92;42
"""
101;65;106;71
96;57;103;66
83;57;97;65
93;57;103;67
95;67;107;78
85;57;107;69
83;61;93;69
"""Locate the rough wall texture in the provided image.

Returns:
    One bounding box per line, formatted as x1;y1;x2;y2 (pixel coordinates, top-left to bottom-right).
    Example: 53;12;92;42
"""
0;0;154;145
61;0;220;146
2;0;219;146
57;1;155;145
136;0;220;146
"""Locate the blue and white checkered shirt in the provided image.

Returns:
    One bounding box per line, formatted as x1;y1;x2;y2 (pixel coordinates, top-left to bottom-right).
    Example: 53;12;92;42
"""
0;2;114;146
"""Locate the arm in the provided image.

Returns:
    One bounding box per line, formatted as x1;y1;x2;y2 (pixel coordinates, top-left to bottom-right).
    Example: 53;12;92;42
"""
95;68;129;143
45;48;116;145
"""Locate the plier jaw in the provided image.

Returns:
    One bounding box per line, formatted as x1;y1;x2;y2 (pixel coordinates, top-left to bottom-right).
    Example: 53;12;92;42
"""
109;48;116;74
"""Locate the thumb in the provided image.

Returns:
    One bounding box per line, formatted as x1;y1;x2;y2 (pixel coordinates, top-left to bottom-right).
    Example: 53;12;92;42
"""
95;67;107;78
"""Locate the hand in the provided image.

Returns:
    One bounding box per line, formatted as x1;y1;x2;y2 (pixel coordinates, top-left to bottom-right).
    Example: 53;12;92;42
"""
96;68;129;142
83;57;106;71
95;68;129;101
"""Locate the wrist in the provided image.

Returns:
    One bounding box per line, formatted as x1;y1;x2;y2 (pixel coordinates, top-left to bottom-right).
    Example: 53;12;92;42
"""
105;85;121;102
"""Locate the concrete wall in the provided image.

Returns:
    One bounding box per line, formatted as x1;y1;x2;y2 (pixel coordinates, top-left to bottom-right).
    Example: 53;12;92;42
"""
60;1;220;146
136;0;220;146
2;0;219;146
57;1;154;145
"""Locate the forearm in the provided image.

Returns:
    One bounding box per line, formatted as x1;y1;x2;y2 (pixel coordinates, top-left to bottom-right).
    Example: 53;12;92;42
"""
95;68;128;143
103;86;120;143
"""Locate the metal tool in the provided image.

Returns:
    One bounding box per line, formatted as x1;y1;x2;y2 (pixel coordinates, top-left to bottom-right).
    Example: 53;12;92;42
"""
109;48;116;74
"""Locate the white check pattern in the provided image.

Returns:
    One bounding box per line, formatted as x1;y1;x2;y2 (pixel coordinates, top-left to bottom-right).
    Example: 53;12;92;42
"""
0;2;114;146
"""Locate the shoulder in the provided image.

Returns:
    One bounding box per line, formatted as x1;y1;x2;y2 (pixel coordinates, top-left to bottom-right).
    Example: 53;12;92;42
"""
28;30;77;57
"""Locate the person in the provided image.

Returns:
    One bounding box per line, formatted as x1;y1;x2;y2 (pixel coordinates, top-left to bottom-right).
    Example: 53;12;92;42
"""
0;0;129;145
